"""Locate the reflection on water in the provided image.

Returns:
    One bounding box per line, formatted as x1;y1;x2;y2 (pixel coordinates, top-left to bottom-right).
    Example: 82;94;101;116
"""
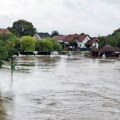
0;90;15;120
0;56;120;120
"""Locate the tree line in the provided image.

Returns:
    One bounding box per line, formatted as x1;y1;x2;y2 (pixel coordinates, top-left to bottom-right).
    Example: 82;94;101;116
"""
98;29;120;48
0;19;61;67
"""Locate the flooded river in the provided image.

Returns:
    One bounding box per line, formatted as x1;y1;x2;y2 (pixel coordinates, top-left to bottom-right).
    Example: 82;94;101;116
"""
0;56;120;120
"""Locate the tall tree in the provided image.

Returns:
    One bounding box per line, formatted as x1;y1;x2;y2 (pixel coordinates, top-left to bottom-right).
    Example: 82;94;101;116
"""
8;19;36;37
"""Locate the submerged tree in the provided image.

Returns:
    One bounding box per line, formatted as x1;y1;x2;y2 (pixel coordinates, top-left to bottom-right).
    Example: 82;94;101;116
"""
20;36;36;52
36;38;62;52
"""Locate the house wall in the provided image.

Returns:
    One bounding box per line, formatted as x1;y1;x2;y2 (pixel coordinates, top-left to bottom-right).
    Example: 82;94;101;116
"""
83;36;91;44
33;34;41;40
77;41;86;48
58;40;64;42
77;36;91;48
92;42;99;49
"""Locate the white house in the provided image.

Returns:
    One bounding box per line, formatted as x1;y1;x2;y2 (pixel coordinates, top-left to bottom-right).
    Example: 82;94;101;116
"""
33;32;50;40
75;34;91;48
85;38;99;49
52;33;99;50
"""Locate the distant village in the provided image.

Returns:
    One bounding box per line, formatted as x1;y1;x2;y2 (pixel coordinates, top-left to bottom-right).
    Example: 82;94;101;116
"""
34;31;120;57
0;26;120;58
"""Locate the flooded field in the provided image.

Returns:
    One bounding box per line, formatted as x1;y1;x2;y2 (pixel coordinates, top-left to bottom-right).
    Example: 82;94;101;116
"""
0;56;120;120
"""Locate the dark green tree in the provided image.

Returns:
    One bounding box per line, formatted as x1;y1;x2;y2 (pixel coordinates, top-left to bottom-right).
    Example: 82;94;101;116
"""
98;28;120;48
8;19;36;37
98;36;107;48
51;30;59;37
69;41;78;48
0;34;17;67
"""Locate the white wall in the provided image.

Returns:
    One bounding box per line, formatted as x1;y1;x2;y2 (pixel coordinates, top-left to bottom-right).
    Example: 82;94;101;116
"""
33;34;41;40
77;36;91;48
92;42;99;49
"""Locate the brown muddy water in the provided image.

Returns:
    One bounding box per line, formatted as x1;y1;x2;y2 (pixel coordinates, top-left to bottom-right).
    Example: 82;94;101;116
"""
0;55;120;120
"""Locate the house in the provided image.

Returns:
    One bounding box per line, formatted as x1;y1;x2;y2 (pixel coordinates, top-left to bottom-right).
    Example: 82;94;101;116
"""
63;34;78;50
53;35;67;49
75;33;91;49
64;34;77;44
52;33;99;51
63;33;91;50
53;35;67;43
34;32;50;40
0;28;11;34
85;38;99;49
99;44;115;57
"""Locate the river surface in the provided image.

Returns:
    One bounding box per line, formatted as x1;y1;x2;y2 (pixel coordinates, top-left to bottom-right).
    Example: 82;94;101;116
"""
0;55;120;120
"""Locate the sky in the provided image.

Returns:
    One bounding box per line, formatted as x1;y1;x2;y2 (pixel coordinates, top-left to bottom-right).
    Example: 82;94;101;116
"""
0;0;120;36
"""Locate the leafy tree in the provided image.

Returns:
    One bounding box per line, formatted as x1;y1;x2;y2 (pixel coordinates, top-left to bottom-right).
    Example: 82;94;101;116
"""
52;40;62;51
51;30;59;37
20;36;36;52
36;38;53;52
0;34;17;67
69;41;78;48
98;36;107;48
98;28;120;48
8;19;36;37
36;38;62;52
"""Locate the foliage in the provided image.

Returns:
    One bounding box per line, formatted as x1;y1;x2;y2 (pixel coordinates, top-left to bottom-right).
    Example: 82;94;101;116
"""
69;41;78;47
51;30;59;37
0;34;17;67
52;40;62;51
20;36;36;52
98;28;120;48
8;19;36;37
36;38;62;52
98;36;107;48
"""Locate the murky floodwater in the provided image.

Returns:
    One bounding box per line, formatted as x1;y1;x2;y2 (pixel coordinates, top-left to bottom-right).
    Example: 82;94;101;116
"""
0;55;120;120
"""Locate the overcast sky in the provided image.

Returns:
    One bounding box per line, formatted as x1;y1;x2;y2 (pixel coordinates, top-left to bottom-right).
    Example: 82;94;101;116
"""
0;0;120;36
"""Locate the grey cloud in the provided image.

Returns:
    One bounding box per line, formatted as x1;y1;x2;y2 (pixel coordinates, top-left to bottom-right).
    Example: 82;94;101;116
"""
0;0;120;36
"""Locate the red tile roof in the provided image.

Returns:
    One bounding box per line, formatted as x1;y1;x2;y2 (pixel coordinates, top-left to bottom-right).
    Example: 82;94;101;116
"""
53;36;66;40
64;34;77;42
64;33;89;42
76;34;89;42
0;28;11;34
85;38;98;46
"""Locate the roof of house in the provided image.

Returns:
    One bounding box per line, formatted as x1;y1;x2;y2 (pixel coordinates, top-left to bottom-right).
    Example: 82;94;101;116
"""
37;32;50;38
53;35;67;40
64;33;90;42
64;34;77;42
100;44;115;52
0;28;11;34
85;38;98;46
76;34;89;42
